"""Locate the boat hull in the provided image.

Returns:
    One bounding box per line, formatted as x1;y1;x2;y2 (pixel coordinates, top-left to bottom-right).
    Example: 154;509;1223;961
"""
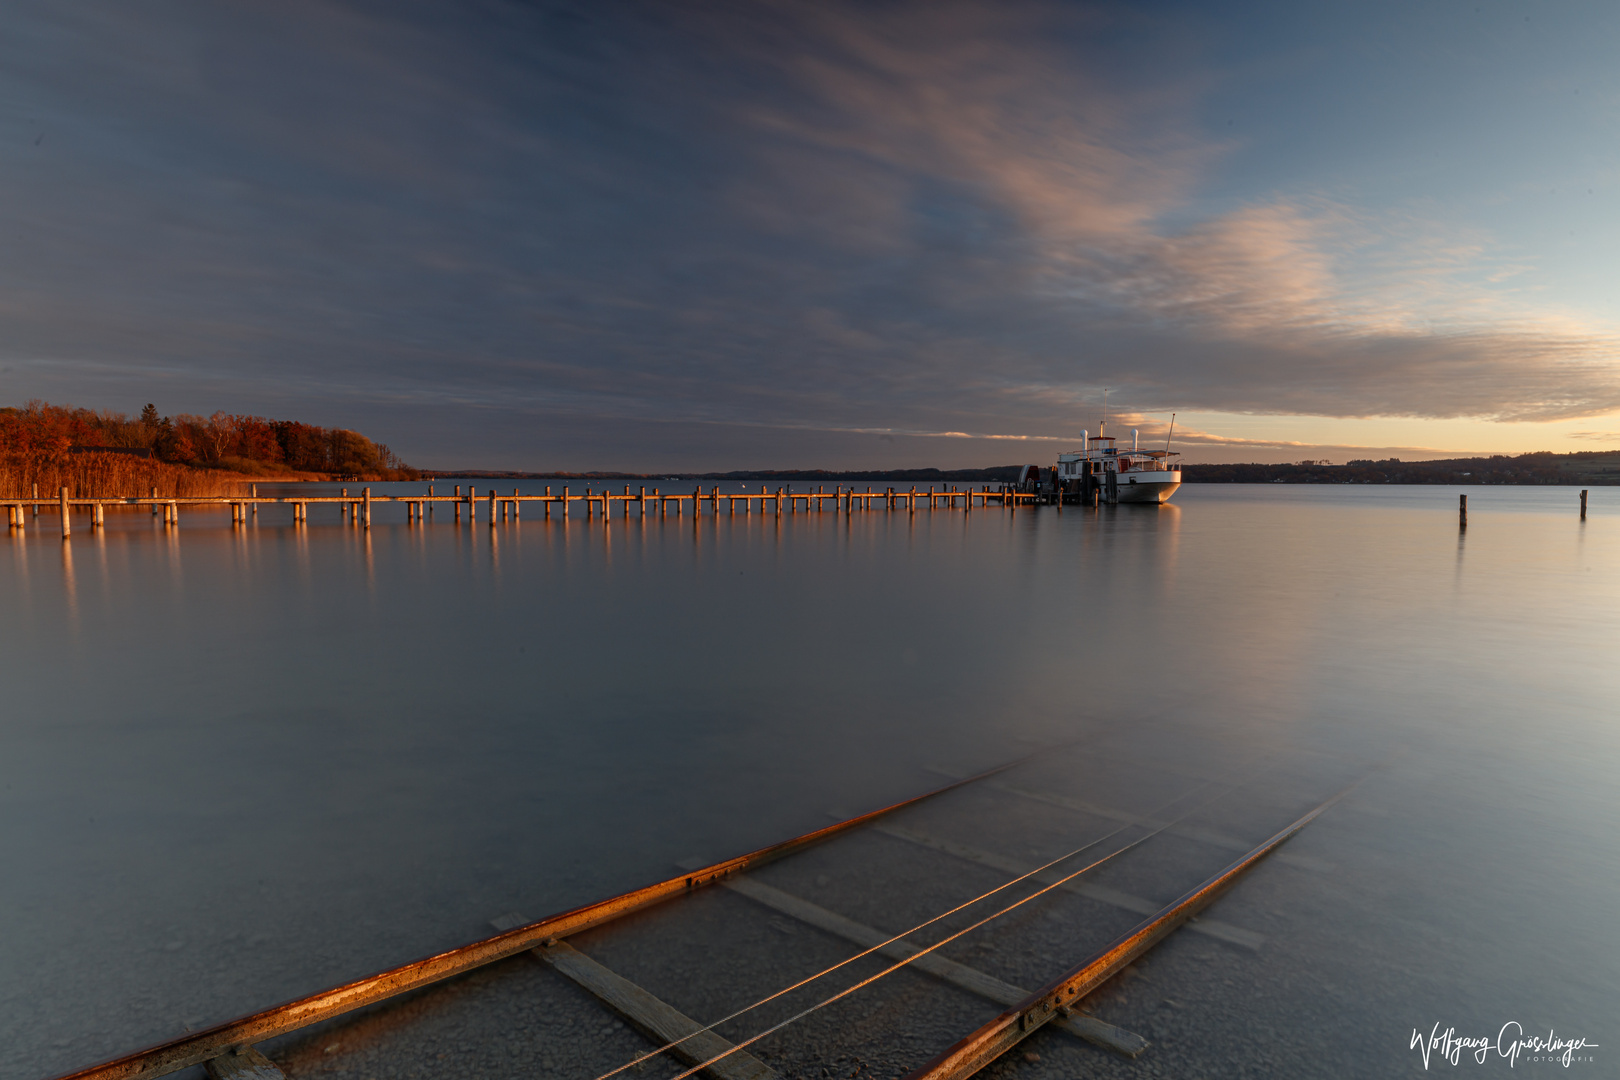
1116;477;1180;504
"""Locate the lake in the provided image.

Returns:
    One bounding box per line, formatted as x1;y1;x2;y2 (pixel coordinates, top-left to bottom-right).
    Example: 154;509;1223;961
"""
2;482;1615;1077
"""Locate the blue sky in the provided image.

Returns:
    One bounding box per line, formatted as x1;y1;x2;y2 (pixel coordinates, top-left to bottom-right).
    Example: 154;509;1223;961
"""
2;0;1617;468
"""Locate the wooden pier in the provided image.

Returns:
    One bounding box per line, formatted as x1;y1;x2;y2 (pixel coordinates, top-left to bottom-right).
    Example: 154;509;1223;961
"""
5;482;1050;537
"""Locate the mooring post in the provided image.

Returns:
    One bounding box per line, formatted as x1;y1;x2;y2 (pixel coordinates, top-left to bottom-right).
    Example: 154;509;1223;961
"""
33;483;38;518
562;486;569;519
488;489;496;526
251;483;258;518
1459;493;1467;529
1580;489;1588;519
59;486;70;538
428;484;434;519
151;486;159;516
361;488;370;529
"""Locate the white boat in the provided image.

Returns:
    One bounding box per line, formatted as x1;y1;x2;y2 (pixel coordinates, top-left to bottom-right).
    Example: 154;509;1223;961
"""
1056;428;1182;504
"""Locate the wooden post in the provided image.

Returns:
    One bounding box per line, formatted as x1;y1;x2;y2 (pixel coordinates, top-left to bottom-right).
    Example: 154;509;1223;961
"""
454;485;461;522
1459;493;1467;529
33;482;38;518
1580;489;1588;519
639;486;646;517
514;488;521;521
363;488;371;529
563;486;569;519
251;483;258;518
467;487;476;524
428;484;434;519
60;486;70;538
546;485;553;520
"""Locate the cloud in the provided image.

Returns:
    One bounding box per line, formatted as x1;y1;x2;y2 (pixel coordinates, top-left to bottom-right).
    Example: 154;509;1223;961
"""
0;0;1616;469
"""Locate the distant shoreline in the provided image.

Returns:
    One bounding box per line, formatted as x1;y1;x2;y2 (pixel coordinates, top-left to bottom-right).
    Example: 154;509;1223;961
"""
421;449;1620;486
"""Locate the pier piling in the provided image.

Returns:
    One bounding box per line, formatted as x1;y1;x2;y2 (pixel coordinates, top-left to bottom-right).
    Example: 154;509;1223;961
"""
1459;493;1467;529
1580;489;1588;519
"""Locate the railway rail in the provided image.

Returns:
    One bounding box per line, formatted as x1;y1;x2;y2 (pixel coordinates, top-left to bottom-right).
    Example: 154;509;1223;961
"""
46;745;1360;1080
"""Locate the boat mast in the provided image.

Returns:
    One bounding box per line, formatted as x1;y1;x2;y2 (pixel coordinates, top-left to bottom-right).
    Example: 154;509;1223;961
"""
1166;412;1176;453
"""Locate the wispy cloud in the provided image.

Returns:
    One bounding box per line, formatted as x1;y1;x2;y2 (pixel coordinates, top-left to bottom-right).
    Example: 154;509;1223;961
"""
1;0;1616;469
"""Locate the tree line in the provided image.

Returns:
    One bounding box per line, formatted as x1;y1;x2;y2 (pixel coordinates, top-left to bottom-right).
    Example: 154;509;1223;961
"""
0;400;417;480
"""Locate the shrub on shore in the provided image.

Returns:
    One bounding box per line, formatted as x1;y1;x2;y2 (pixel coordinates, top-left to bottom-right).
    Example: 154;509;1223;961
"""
0;400;418;496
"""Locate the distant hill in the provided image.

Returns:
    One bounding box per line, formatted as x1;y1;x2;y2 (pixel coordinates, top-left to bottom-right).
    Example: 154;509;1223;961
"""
428;466;1030;483
432;453;1620;486
1185;451;1620;485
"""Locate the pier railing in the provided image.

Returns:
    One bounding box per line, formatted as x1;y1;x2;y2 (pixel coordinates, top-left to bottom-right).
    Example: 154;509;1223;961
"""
5;483;1050;537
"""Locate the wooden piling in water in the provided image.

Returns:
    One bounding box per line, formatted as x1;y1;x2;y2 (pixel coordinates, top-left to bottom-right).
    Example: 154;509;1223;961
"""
60;486;70;538
1459;493;1467;528
1580;489;1588;519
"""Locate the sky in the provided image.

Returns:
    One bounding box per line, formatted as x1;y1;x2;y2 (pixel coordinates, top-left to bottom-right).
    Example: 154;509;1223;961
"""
1;0;1618;469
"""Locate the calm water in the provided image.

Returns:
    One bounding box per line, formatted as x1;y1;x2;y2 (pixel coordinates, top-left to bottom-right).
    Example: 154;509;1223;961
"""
2;483;1616;1077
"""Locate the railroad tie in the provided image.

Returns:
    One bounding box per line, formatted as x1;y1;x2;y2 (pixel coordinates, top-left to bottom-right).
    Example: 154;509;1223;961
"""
203;1046;285;1080
923;768;1334;875
717;876;1148;1059
868;822;1265;950
490;914;780;1080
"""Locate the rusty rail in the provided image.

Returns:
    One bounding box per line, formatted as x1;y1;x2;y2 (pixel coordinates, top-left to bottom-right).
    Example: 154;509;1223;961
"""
49;757;1033;1080
899;786;1353;1080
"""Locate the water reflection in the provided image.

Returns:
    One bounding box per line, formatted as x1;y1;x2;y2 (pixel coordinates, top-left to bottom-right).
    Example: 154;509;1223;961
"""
2;484;1617;1079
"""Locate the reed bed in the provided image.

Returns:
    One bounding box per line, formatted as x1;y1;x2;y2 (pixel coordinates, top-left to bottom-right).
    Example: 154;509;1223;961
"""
0;452;252;500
